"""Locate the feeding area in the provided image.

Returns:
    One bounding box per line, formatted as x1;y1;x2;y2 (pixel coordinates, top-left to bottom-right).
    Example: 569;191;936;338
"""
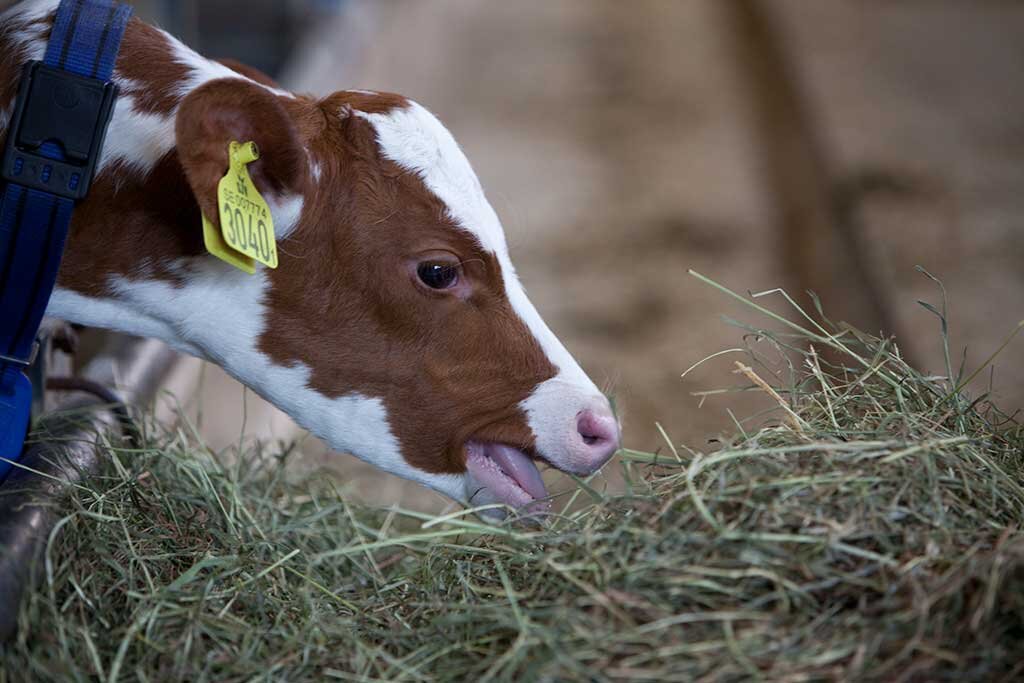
3;276;1022;681
2;2;1023;681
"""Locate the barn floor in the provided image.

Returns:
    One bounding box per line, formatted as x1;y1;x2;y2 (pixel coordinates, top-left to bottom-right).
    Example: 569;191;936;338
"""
159;0;1024;513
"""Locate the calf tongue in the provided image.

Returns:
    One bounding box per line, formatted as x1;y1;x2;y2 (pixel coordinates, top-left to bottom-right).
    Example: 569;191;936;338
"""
486;444;548;501
465;441;550;510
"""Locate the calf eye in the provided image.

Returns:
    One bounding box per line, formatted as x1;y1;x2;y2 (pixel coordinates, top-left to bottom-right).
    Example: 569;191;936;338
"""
417;262;460;290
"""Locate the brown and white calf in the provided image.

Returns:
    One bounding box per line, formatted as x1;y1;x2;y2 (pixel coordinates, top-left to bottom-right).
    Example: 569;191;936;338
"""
0;1;620;516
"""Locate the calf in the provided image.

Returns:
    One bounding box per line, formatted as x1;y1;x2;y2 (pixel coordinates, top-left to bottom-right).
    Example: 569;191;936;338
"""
0;0;620;516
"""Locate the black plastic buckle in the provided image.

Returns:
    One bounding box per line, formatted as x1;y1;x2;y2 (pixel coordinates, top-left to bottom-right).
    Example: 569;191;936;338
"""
1;61;118;201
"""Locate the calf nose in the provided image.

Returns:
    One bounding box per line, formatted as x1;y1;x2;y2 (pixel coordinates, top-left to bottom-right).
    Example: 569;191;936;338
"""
573;407;621;472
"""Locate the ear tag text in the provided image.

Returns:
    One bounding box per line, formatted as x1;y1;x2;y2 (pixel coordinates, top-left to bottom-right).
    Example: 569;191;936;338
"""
201;141;278;274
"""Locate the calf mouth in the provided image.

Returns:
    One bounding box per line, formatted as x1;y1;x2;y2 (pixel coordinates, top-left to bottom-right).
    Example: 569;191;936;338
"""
464;440;551;514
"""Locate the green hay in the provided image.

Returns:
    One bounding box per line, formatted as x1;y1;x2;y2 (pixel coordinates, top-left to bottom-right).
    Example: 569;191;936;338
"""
2;274;1023;682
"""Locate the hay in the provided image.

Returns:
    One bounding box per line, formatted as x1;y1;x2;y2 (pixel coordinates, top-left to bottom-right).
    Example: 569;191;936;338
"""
3;273;1024;682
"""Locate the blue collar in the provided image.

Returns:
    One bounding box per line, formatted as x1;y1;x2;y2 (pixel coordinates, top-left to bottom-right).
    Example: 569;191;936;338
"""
0;0;132;481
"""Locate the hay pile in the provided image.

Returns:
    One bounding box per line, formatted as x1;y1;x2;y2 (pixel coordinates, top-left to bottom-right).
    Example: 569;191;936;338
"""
2;274;1023;682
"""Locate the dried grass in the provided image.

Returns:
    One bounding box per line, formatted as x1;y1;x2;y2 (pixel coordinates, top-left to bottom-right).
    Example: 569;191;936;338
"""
2;273;1023;682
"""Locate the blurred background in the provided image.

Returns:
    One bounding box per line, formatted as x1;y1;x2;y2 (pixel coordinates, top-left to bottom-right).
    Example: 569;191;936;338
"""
120;0;1023;512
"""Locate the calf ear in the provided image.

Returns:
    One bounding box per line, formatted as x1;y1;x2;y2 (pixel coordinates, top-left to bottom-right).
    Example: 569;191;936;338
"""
175;78;307;231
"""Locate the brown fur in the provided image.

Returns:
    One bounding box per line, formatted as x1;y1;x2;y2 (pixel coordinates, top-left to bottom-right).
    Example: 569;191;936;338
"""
261;102;555;472
175;78;310;232
0;7;558;475
117;19;190;115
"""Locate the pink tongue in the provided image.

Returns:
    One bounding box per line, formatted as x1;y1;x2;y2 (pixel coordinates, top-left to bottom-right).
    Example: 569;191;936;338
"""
487;444;548;501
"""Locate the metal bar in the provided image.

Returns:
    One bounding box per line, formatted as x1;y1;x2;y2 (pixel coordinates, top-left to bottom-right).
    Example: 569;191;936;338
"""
0;335;182;641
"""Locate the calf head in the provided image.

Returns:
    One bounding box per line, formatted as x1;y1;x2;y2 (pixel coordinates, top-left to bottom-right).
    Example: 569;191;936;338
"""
0;4;619;516
173;80;620;515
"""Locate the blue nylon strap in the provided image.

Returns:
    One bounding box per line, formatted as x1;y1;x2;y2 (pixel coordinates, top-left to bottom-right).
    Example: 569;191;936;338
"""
0;187;75;367
0;0;131;481
48;0;132;78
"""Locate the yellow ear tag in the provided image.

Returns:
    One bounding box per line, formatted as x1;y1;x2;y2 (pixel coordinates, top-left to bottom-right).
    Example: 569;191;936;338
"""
200;141;278;274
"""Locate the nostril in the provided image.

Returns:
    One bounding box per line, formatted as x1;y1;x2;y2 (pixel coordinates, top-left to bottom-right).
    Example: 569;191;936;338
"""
576;409;619;450
578;427;606;446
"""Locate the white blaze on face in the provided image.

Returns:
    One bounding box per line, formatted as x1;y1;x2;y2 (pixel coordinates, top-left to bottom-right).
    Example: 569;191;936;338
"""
353;101;610;472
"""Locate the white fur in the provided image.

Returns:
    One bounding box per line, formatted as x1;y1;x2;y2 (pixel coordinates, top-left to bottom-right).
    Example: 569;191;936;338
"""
9;0;464;499
268;194;304;239
3;0;296;179
47;266;465;501
3;1;309;235
355;103;608;473
47;288;204;358
167;38;294;100
100;82;178;175
1;0;55;27
15;1;607;500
